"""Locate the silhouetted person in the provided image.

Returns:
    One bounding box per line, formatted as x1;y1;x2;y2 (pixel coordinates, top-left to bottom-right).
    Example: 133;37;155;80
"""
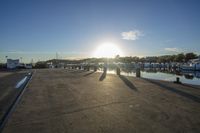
94;65;97;71
103;62;107;73
116;67;120;75
136;68;141;77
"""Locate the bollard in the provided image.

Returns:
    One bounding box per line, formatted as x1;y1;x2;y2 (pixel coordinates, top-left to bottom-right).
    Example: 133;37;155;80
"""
174;77;181;84
136;68;141;77
116;67;120;75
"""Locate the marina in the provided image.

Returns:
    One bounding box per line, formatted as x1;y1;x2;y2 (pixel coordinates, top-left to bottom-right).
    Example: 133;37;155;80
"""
85;62;200;85
1;0;200;132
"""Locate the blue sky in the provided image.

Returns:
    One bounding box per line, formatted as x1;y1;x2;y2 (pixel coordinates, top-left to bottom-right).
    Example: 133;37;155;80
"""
0;0;200;62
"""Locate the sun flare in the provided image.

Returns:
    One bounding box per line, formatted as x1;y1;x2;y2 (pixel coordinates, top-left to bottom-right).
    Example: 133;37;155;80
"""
93;42;123;58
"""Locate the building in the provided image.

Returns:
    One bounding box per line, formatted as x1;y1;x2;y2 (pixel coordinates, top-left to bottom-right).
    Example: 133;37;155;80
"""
7;59;20;69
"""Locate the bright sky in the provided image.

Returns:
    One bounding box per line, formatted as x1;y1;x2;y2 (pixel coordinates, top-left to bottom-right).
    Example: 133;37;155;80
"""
0;0;200;63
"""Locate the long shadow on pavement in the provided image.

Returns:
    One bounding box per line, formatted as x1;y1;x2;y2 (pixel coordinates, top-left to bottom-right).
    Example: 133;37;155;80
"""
143;78;200;103
69;70;86;73
84;71;95;77
181;84;200;90
99;72;106;81
119;75;138;91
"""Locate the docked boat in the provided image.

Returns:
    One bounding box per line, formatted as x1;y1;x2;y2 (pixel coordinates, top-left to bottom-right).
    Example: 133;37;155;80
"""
180;58;200;71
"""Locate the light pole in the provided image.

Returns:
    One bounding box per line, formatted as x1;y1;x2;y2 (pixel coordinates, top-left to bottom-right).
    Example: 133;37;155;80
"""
5;56;8;63
5;56;8;68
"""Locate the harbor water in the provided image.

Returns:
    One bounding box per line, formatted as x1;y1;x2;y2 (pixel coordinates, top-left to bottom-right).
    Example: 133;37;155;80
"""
99;67;200;85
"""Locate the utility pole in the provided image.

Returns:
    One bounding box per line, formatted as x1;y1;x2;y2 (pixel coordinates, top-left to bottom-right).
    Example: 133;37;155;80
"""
56;52;58;68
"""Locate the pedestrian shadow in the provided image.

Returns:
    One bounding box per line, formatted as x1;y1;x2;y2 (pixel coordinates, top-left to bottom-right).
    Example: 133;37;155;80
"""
99;72;106;81
143;78;200;103
119;75;138;91
84;71;95;77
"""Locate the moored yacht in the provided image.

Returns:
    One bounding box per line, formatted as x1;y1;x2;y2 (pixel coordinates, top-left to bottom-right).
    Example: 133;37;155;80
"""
180;58;200;71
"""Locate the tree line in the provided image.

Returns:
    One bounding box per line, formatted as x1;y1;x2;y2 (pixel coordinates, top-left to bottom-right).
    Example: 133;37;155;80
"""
1;52;198;69
32;52;200;68
86;52;199;64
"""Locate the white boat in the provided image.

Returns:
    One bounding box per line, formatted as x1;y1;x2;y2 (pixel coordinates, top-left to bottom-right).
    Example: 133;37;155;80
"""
144;63;151;68
180;58;200;71
195;63;200;70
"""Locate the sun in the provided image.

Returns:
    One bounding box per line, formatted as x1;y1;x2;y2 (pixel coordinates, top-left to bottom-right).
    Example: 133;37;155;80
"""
93;42;123;58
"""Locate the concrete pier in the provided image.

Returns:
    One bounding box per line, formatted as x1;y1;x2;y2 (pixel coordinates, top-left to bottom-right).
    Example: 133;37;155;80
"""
2;69;200;133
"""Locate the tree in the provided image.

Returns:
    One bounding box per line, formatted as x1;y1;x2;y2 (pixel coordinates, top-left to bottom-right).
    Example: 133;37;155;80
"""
174;53;185;62
169;55;176;62
185;52;197;62
115;55;120;59
157;56;168;63
35;61;47;68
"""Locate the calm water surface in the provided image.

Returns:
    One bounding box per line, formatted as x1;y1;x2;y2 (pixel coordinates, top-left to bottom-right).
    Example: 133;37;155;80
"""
99;68;200;85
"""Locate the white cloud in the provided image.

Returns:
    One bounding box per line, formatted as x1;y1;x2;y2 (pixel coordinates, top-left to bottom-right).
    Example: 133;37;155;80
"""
164;47;182;52
121;30;143;40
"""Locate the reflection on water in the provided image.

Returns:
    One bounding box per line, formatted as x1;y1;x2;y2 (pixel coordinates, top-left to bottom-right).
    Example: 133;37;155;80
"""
98;66;200;85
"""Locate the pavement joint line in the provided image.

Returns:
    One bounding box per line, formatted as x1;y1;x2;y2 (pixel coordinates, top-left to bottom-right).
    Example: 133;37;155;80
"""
6;100;130;127
7;95;164;128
